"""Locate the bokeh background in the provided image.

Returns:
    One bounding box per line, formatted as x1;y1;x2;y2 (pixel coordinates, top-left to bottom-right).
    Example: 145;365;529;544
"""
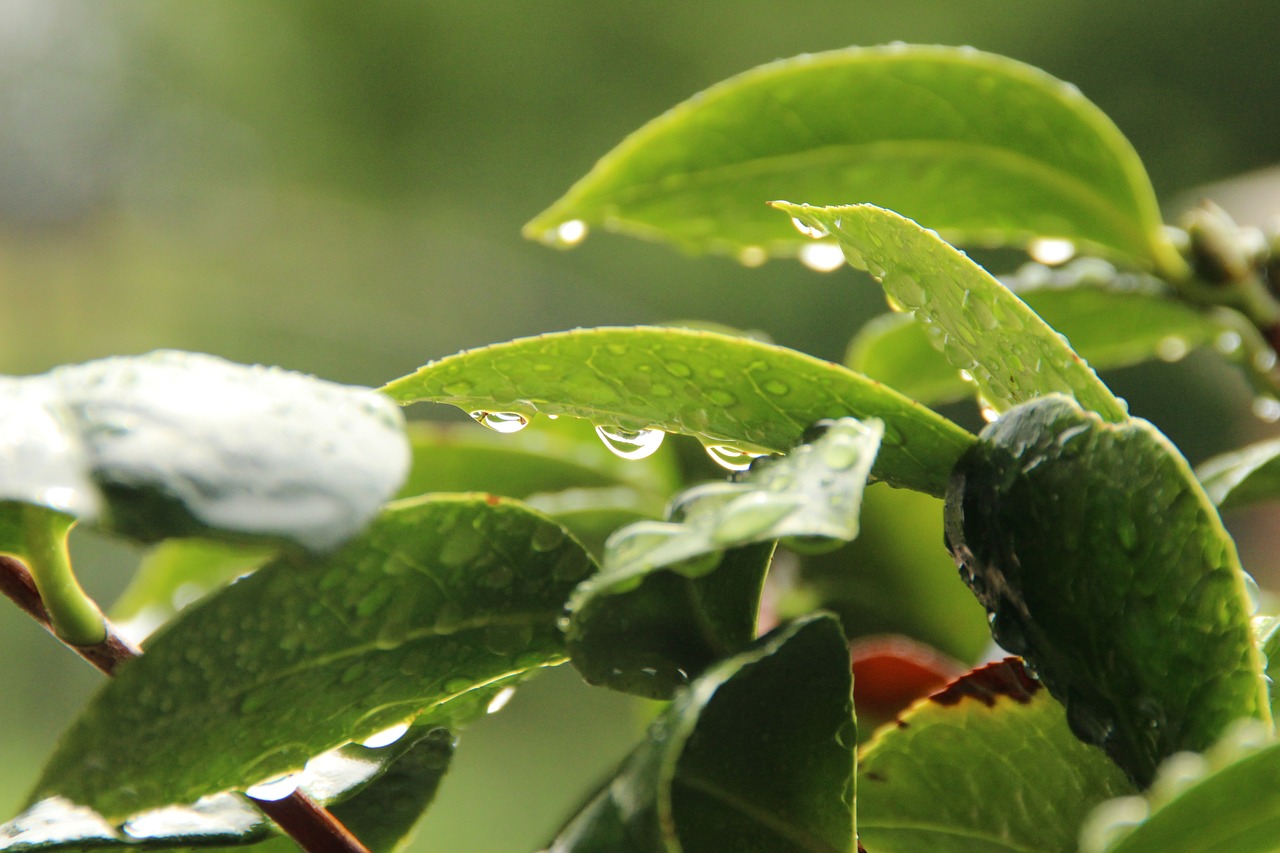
3;2;1280;851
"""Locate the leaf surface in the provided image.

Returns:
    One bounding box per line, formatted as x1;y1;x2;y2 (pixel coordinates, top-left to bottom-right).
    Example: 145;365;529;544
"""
525;45;1180;274
382;326;973;497
779;203;1128;421
26;495;592;822
1195;437;1280;510
547;615;855;853
945;395;1268;786
858;659;1134;853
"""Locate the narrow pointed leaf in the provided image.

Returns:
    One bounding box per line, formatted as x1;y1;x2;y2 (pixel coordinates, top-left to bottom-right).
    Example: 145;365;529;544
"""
778;203;1128;421
546;615;855;853
945;395;1268;786
858;659;1135;853
25;495;593;823
524;45;1180;274
382;326;973;497
1195;437;1280;510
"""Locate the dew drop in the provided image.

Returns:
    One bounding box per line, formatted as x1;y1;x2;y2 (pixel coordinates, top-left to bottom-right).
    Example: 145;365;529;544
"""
552;219;588;247
977;397;1001;424
1155;336;1190;363
1252;396;1280;422
737;245;767;267
1215;330;1243;355
595;425;665;460
442;380;473;396
704;444;764;472
762;378;790;396
1255;349;1278;372
361;722;411;749
1078;796;1150;853
469;411;530;434
244;773;301;802
1028;237;1076;266
799;242;845;272
486;686;517;715
789;216;828;239
664;361;692;378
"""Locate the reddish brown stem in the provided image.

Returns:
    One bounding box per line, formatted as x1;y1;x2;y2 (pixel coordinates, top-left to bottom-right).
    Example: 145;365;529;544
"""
0;555;370;853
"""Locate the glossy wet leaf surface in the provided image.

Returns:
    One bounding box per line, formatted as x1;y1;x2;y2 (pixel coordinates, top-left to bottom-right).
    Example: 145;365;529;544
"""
524;45;1178;273
546;615;855;853
0;351;409;553
945;395;1268;786
26;495;593;822
779;203;1128;422
382;326;973;497
847;279;1231;406
1195;437;1280;510
858;659;1134;853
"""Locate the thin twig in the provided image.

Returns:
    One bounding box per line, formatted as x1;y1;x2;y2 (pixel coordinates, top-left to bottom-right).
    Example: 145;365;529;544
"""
0;555;371;853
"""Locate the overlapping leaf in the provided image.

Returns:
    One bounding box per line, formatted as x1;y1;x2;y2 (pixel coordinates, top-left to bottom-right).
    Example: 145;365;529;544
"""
382;326;972;497
858;659;1134;853
546;615;855;853
778;203;1128;422
524;45;1181;274
945;395;1268;786
24;495;592;822
1195;437;1280;510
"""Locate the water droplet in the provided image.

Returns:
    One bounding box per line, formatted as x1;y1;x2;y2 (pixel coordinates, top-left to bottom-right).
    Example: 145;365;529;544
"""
737;245;767;267
707;389;737;406
1028;237;1076;266
710;492;802;545
595;425;665;460
988;609;1029;656
1255;349;1277;372
1215;330;1243;355
761;378;790;396
820;434;868;471
704;444;764;472
361;722;411;749
530;521;567;553
1065;700;1115;747
244;772;301;801
664;361;692;378
1078;796;1150;853
551;219;588;247
1147;751;1208;809
1252;396;1280;422
486;686;517;714
1242;572;1262;615
799;242;845;272
790;216;828;239
442;380;473;396
470;411;530;434
1155;336;1190;363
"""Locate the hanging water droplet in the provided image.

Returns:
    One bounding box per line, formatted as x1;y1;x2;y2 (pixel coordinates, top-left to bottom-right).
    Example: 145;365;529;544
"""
959;369;975;383
551;219;588;247
977;396;1001;424
798;241;845;272
486;686;517;715
1155;336;1190;363
244;772;301;801
595;425;665;460
790;217;828;239
704;443;764;472
737;245;767;267
361;722;411;749
1027;237;1076;266
470;411;530;434
1214;330;1243;355
1252;397;1280;422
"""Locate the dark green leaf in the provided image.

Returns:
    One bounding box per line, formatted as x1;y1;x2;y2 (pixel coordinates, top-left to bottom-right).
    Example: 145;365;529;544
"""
524;45;1181;274
26;495;593;822
859;658;1135;853
945;395;1269;786
1195;437;1280;510
778;203;1128;422
547;615;855;853
382;326;972;497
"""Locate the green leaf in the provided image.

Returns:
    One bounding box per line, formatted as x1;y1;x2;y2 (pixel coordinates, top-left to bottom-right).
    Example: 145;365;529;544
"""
778;203;1129;422
25;495;593;822
546;615;855;853
524;45;1181;274
381;326;973;497
858;658;1135;853
848;278;1235;406
1195;437;1280;510
945;395;1269;786
1080;720;1280;853
0;351;409;553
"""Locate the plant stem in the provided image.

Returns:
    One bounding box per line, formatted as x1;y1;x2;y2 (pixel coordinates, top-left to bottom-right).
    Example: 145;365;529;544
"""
0;555;371;853
21;508;105;646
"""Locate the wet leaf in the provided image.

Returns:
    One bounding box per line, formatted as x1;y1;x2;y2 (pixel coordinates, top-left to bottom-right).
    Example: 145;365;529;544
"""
848;280;1232;406
546;615;855;853
25;495;593;822
382;326;972;497
0;351;409;553
859;659;1135;853
778;203;1128;422
1195;437;1280;510
1080;720;1280;853
524;45;1180;274
945;395;1269;786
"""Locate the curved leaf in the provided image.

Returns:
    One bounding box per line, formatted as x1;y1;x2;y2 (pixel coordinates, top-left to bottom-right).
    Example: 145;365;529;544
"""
858;659;1135;853
779;203;1128;422
26;495;593;822
525;45;1181;274
1195;437;1280;510
546;615;855;853
945;395;1268;786
382;326;973;497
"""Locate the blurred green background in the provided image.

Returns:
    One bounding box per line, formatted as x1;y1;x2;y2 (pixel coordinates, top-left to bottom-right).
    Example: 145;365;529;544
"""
3;2;1280;851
